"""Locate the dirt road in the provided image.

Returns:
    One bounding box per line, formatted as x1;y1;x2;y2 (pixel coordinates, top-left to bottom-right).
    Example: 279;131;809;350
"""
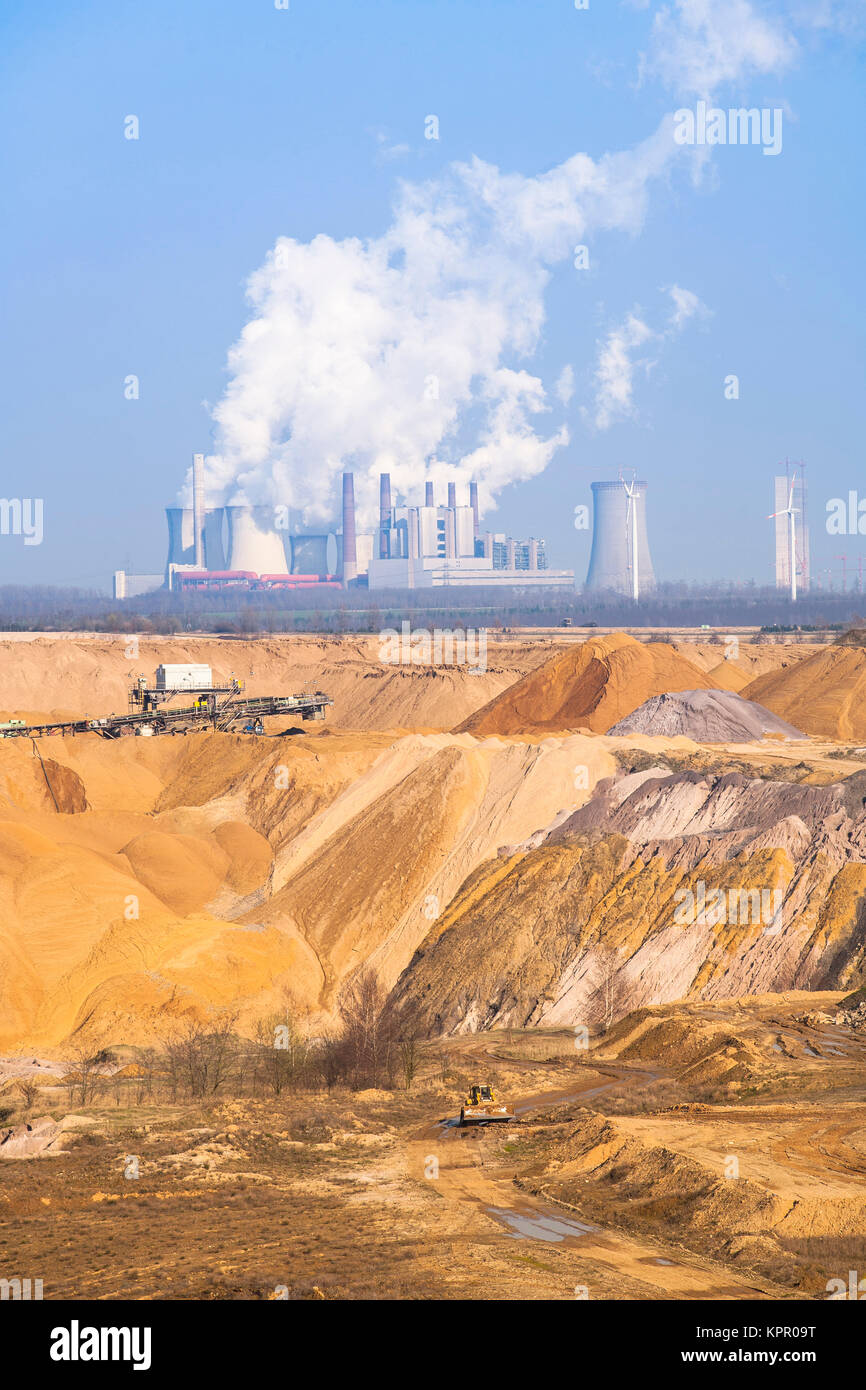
406;1061;783;1300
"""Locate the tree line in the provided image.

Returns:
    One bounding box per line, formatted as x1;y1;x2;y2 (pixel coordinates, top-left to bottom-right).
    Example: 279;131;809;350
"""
62;972;421;1108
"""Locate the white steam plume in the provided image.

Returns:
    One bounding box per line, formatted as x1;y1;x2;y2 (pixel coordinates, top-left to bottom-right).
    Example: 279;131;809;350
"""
197;121;678;531
195;0;811;531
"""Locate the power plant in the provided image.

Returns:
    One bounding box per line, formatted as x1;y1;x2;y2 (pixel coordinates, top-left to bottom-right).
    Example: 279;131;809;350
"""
114;457;574;596
585;479;655;597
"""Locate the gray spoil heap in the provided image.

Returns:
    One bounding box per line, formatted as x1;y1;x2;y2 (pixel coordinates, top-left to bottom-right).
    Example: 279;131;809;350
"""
606;688;804;742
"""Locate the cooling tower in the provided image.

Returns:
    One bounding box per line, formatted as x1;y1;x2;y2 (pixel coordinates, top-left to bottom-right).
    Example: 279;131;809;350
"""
585;480;655;595
166;508;195;572
469;480;479;537
342;472;357;582
425;481;434;507
225;506;290;576
165;507;226;578
192;453;205;569
379;473;392;558
290;534;336;576
204;509;227;570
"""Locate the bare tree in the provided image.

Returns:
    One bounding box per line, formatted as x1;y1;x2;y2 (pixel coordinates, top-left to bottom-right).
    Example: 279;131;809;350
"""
594;947;632;1033
337;970;397;1089
16;1081;38;1116
254;1008;313;1096
166;1015;239;1099
67;1045;111;1107
399;1036;420;1090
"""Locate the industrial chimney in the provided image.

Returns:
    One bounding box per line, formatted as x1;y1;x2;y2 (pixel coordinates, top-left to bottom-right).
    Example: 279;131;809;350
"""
469;480;479;537
342;472;357;583
425;481;434;508
447;482;457;510
192;453;205;570
379;472;392;559
585;480;656;595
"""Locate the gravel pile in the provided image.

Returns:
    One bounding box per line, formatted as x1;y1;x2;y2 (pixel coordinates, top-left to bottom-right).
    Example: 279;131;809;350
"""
607;688;804;742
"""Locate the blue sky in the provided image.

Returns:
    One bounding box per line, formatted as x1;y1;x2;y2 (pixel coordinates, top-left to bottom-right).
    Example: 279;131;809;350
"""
1;0;864;590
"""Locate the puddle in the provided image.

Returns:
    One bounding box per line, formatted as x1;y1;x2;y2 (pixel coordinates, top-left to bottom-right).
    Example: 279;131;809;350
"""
487;1206;598;1242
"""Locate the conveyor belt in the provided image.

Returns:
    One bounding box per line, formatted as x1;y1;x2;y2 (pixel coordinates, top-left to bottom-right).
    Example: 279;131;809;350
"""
0;692;332;740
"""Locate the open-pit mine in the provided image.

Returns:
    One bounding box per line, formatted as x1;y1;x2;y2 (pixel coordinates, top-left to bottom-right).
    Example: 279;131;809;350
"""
3;628;866;1303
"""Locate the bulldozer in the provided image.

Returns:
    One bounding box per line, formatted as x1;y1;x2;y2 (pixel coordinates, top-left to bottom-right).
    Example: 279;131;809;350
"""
458;1083;514;1126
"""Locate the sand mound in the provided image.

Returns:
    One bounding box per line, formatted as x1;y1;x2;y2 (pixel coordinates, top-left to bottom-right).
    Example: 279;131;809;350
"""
744;644;866;741
121;831;227;915
457;633;713;736
606;689;804;742
679;641;819;680
703;660;750;692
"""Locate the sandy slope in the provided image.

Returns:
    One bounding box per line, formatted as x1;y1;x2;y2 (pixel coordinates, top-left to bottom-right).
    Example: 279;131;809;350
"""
392;757;866;1034
0;726;617;1049
744;644;866;741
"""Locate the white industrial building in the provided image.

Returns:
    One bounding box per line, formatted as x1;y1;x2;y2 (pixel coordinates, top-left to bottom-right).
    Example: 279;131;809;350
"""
367;474;573;590
113;570;163;600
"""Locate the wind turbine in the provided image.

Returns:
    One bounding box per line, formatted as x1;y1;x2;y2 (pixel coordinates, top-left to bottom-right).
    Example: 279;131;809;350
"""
769;482;799;603
622;474;640;601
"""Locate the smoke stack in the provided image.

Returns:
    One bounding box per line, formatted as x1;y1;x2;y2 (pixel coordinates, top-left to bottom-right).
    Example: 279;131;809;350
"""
192;453;205;570
379;472;392;559
425;481;434;508
447;482;457;509
342;472;357;583
408;507;420;559
469;480;479;537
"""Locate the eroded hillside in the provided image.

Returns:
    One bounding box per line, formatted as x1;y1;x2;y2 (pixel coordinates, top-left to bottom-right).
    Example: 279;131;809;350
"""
391;762;866;1034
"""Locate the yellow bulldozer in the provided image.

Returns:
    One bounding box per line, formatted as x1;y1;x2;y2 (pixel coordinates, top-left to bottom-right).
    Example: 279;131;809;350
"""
459;1083;514;1126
